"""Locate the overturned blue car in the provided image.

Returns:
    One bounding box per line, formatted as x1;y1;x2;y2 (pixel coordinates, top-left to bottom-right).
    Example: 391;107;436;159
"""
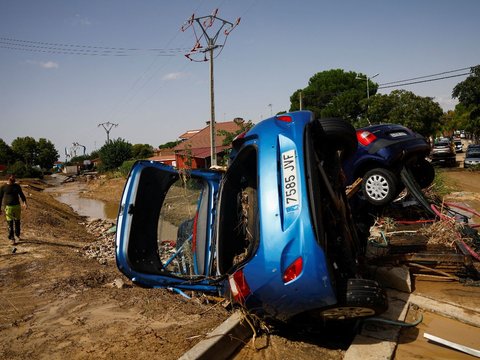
116;110;387;323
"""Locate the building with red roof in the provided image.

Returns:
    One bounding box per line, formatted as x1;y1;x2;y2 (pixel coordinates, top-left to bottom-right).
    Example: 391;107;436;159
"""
173;120;243;169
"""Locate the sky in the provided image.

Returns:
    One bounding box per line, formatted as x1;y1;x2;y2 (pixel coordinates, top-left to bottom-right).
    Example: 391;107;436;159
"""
1;0;479;161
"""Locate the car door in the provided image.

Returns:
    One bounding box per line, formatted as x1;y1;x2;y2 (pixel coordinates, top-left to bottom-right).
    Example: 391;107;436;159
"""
115;160;223;292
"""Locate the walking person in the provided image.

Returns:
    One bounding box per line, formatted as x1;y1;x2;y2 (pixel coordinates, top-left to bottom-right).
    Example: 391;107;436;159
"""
0;174;27;245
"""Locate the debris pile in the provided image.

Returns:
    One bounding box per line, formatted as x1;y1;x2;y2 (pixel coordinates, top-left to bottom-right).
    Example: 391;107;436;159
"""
81;218;117;265
367;216;480;282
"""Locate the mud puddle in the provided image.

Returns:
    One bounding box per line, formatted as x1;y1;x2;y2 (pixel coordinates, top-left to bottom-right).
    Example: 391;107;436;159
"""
396;308;480;359
45;180;118;220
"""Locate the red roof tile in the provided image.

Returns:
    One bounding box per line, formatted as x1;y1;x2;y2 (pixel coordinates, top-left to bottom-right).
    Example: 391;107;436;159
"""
173;121;242;153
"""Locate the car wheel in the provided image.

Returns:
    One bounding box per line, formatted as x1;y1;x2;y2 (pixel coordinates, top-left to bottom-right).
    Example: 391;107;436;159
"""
362;168;397;206
320;279;388;320
317;117;358;159
409;159;435;188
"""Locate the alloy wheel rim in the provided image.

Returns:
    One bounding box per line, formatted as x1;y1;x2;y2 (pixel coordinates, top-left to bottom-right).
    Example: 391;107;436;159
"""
365;175;389;200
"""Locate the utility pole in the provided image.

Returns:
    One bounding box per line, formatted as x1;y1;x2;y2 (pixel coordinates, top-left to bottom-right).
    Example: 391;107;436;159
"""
98;122;118;144
182;9;240;167
356;73;379;125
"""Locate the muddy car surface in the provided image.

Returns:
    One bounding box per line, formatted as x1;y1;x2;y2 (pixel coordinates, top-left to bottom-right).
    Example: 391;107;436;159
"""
116;111;387;323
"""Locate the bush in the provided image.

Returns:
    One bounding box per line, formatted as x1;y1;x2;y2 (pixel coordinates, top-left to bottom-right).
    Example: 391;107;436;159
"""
118;160;136;177
98;138;132;171
8;161;43;179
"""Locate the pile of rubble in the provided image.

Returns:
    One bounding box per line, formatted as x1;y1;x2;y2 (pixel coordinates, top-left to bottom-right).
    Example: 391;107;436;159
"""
81;218;117;265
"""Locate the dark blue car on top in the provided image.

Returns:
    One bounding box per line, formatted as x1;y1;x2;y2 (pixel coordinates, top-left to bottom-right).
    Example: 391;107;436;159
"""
343;123;434;206
116;111;387;323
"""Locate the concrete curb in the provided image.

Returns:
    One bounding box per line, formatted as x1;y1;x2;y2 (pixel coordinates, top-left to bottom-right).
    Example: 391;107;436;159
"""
178;311;253;360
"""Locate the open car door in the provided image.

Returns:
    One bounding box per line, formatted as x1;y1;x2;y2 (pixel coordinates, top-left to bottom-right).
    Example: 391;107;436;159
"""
115;160;223;292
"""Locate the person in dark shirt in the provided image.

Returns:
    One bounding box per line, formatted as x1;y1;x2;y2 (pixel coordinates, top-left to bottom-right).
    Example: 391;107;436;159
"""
0;174;27;244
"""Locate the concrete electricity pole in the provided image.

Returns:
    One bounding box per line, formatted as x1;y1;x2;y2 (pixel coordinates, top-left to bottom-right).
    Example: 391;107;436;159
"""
98;122;118;144
356;73;379;125
182;9;240;167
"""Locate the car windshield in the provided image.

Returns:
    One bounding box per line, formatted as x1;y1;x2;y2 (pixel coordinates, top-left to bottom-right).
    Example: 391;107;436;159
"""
467;149;480;157
435;142;450;147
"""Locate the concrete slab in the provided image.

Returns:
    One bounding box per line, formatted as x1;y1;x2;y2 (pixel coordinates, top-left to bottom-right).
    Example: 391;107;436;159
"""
178;310;253;360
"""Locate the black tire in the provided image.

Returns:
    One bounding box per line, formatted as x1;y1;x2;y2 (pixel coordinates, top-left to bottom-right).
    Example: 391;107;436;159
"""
409;159;435;188
320;279;388;320
317;118;358;159
362;168;398;206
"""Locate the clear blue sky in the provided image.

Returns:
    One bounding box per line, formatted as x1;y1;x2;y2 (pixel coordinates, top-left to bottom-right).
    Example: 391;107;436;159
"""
1;0;479;160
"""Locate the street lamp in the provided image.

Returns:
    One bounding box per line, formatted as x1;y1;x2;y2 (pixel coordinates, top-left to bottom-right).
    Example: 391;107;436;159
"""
357;73;379;125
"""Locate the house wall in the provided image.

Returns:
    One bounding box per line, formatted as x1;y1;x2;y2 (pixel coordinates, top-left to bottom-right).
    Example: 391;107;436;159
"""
175;155;206;169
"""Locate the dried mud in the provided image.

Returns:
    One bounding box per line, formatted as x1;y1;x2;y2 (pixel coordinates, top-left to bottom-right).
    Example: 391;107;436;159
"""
0;177;229;359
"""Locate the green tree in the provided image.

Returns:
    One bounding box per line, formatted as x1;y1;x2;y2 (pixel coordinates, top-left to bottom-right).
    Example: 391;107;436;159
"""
218;118;254;146
131;143;154;159
289;69;377;124
36;138;59;169
99;138;132;171
452;65;480;139
0;139;15;165
11;136;38;166
368;90;443;136
89;150;100;160
159;140;181;149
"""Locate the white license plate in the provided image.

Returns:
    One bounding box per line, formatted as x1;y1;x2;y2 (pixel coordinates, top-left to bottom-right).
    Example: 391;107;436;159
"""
281;149;300;212
389;131;407;138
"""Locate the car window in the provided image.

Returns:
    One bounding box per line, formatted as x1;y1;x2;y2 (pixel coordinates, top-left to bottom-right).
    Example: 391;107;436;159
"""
467;150;480;156
159;177;209;275
126;166;211;277
216;145;258;274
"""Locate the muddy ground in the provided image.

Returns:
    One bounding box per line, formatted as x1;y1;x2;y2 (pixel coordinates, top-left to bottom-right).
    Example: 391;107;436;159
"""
0;176;230;359
1;169;480;359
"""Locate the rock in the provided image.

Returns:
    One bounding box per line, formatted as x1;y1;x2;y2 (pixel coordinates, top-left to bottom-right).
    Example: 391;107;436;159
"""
113;278;125;288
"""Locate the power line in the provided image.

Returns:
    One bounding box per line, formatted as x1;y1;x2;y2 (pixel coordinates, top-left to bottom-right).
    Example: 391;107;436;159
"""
379;66;473;86
378;72;471;89
0;37;188;56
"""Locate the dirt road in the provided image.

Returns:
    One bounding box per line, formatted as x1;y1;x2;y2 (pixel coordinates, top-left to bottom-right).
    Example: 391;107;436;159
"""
0;178;229;359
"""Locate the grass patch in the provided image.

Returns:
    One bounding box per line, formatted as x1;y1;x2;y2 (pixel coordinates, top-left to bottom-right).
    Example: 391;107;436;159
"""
429;170;451;198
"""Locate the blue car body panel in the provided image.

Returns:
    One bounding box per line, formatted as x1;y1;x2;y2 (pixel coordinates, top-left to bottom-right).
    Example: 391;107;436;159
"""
227;111;336;319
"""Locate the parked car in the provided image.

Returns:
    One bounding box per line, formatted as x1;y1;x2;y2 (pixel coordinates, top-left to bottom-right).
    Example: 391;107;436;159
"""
464;145;480;168
431;139;456;167
454;138;463;153
343;124;434;206
115;111;387;323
